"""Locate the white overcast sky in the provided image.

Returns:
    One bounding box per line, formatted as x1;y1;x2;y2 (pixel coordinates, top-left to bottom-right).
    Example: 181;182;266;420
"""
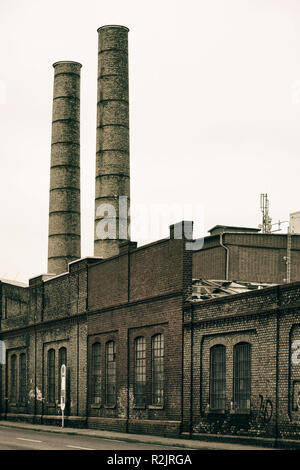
0;0;300;282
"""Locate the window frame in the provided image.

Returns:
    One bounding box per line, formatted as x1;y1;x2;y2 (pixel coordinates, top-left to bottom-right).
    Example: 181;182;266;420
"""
151;333;164;407
58;347;67;403
10;354;17;404
91;342;102;405
19;353;26;405
209;344;226;412
105;340;116;406
134;336;146;407
233;342;251;412
47;348;56;405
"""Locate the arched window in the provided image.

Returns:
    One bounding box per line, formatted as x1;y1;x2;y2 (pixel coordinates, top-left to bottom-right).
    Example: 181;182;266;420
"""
105;341;116;405
19;353;26;404
210;345;226;410
92;342;101;404
233;342;251;410
134;337;146;406
151;334;164;405
58;347;67;399
10;354;17;402
47;349;56;403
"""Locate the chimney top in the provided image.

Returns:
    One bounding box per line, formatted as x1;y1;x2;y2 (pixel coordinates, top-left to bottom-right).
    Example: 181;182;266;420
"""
52;61;82;68
97;25;129;32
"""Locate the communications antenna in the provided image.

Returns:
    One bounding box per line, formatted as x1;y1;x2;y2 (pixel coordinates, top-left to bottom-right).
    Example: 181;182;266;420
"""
259;194;272;233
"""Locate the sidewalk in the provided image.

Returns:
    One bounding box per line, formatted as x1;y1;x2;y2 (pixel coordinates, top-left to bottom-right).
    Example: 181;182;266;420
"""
0;420;272;450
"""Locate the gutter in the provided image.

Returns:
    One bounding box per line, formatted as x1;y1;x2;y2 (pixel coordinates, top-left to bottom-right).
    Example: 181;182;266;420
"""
219;232;230;280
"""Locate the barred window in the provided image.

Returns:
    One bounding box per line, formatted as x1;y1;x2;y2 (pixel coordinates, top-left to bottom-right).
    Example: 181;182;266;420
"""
92;342;101;404
151;334;164;406
58;347;67;398
10;354;17;402
19;353;26;404
106;341;116;406
209;345;226;410
134;337;146;406
47;349;56;403
233;342;251;410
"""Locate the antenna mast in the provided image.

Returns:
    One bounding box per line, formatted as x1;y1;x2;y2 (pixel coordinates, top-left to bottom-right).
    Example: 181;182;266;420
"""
259;193;272;233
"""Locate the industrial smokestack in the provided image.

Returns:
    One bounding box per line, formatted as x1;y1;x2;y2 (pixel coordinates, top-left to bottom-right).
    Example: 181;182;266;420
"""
48;61;81;275
94;25;130;258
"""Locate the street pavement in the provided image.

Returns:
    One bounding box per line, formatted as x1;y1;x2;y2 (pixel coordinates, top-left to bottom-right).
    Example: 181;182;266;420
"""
0;426;188;450
0;421;273;451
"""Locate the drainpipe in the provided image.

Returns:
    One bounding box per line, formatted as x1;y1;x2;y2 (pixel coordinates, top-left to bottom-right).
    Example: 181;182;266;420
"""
219;232;229;280
275;286;280;448
189;303;194;438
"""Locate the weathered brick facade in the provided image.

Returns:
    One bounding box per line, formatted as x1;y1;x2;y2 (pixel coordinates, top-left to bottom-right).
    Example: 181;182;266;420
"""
193;231;300;284
1;225;300;443
0;225;192;437
183;282;300;442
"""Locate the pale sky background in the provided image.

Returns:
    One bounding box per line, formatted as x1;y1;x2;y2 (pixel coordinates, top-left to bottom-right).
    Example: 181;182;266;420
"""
0;0;300;283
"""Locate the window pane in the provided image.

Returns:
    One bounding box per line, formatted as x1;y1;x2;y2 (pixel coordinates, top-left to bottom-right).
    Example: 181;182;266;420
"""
106;341;116;405
48;349;55;403
234;343;251;410
10;355;17;402
92;343;101;404
19;353;26;404
210;345;226;409
152;334;164;405
134;337;146;406
58;347;67;400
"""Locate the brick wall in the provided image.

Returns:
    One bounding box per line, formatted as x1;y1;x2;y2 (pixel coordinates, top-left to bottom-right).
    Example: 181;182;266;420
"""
193;232;300;284
183;282;300;440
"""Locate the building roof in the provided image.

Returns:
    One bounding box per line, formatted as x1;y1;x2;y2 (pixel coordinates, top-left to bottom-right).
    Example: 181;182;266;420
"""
208;225;261;236
187;279;275;301
0;278;28;288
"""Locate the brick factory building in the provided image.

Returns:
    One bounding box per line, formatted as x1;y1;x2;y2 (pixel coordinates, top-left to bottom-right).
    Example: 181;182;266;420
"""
1;25;300;446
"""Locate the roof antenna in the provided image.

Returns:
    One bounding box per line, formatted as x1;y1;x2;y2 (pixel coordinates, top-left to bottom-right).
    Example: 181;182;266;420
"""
259;193;272;233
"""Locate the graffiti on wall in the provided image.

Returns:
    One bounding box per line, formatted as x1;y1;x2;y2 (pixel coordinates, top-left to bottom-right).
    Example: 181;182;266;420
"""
258;394;273;424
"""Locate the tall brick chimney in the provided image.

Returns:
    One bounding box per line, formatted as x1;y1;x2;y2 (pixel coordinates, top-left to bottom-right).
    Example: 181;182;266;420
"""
94;25;130;258
48;61;82;275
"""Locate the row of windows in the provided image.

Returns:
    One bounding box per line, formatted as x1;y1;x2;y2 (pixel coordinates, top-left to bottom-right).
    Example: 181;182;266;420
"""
210;342;251;410
91;334;164;406
10;353;26;404
9;339;248;411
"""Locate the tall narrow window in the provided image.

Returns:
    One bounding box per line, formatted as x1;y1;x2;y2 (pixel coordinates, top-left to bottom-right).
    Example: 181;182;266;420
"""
19;353;26;404
10;354;17;402
210;345;226;410
106;341;116;405
234;342;251;410
134;337;146;406
92;342;101;404
48;349;56;403
151;334;164;405
58;347;67;399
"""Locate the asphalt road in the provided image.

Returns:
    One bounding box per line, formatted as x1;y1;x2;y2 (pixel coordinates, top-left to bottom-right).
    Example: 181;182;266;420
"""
0;426;196;450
